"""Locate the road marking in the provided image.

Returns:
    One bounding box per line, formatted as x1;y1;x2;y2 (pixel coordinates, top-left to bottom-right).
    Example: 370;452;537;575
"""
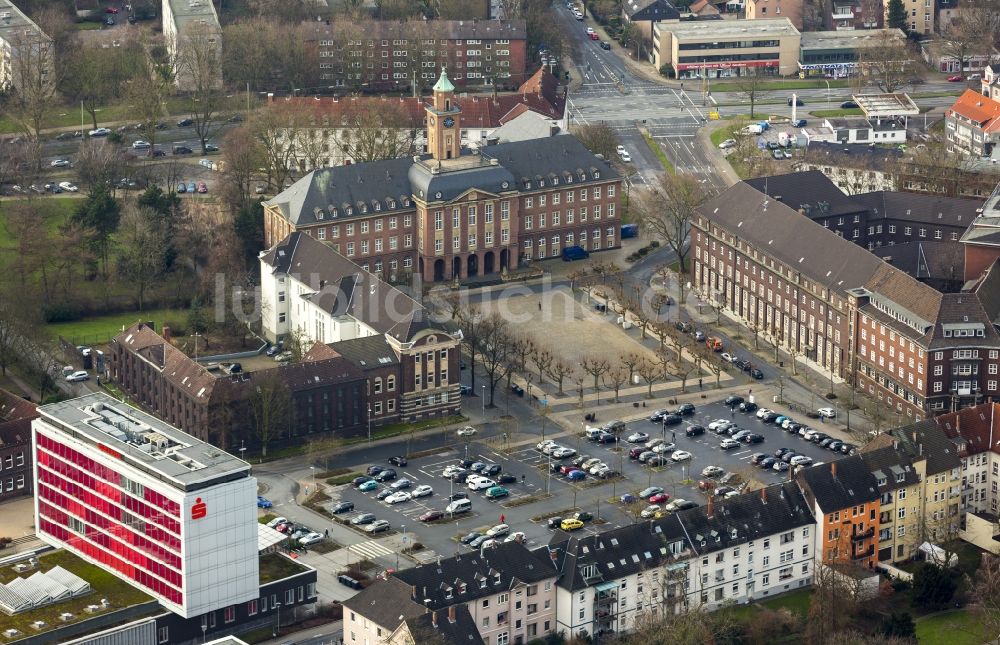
349;540;393;560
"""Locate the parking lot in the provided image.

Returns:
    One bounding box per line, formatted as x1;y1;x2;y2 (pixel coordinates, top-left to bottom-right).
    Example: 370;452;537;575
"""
323;398;853;558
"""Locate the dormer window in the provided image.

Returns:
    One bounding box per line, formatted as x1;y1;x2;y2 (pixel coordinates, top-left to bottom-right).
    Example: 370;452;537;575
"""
553;177;559;185
374;202;381;211
539;178;545;187
524;180;531;190
388;199;396;209
594;171;600;179
346;206;354;215
566;175;573;184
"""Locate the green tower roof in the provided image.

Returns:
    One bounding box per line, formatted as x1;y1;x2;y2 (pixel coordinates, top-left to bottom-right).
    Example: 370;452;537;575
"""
433;66;455;93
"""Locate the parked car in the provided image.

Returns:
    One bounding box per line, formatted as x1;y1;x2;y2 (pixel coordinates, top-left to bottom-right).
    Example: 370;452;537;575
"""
176;182;187;193
671;450;692;461
627;431;650;443
58;182;78;192
50;158;70;167
701;465;725;477
375;469;397;482
485;486;510;499
352;476;373;487
685;425;706;437
365;520;391;533
560;518;584;531
299;532;324;546
817;407;837;418
350;513;376;525
724;395;745;407
390;478;412;490
386;491;412;504
172;146;193;155
420;510;445;522
718;138;737;149
65;370;89;382
676;403;696;415
649;492;670;504
256;496;272;508
640;505;661;518
88;127;111;137
720;438;741;450
457;426;477;436
331;501;354;514
739;402;759;413
787;97;804;106
177;118;194;126
840;100;859;109
498;473;517;484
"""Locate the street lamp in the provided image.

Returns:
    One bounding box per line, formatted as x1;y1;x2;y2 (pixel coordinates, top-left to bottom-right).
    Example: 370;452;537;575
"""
272;602;282;637
481;385;486;418
367;403;372;444
238;439;246;463
398;525;406;569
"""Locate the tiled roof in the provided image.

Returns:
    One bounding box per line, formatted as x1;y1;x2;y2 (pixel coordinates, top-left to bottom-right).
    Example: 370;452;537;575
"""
932;400;1000;458
858;446;919;492
872;419;962;475
795;456;880;512
402;605;485;645
260;232;435;342
948;89;1000;132
393;542;556;610
0;388;36;448
863;263;942;327
342;577;425;630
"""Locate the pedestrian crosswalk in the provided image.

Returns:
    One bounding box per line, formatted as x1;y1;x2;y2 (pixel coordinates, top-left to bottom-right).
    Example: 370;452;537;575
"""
349;540;394;560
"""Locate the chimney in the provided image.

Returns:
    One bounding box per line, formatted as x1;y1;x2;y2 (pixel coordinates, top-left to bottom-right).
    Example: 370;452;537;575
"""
831;461;837;478
432;611;438;628
760;487;767;503
411;585;417;600
162;326;171;343
448;605;456;623
912;430;918;443
707;495;714;519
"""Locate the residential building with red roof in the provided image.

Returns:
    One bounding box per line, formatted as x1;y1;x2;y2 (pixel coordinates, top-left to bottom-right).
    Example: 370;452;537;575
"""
946;89;1000;158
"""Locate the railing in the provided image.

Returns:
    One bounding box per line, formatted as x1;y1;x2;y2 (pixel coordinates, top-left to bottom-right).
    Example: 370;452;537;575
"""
852;545;875;559
851;527;875;541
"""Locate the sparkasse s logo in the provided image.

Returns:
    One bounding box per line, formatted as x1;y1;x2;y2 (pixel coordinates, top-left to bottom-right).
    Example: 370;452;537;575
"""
191;497;207;520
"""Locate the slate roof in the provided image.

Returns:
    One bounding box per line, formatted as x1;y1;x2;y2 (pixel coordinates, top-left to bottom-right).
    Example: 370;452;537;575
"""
870;419;962;475
266;133;612;226
746;170;867;218
623;0;681;20
330;335;400;370
795;456;880;512
858;446;920;493
393;542;556;609
870;241;964;283
798;141;904;171
676;481;814;554
699;181;883;297
260;232;434;342
932;400;1000;458
855;190;982;228
549;513;692;592
0;388;37;448
972;259;1000;324
342;577;425;630
402;605;485;645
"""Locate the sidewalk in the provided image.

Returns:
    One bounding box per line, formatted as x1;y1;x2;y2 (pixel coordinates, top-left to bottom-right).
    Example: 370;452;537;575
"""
698;121;741;187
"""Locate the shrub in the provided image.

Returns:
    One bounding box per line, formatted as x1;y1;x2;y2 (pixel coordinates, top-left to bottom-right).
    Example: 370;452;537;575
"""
660;64;675;78
911;562;958;608
650;240;660;248
162;320;187;337
43;303;83;323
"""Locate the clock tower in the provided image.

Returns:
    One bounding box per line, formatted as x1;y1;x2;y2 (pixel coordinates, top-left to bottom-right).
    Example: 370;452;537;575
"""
426;67;462;161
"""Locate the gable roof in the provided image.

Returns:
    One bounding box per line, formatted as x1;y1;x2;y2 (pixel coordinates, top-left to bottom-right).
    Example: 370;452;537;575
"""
948;89;1000;132
401;605;485;645
677;481;813;553
699;181;883;297
795;456;880;512
930;400;1000;458
745;170;863;218
624;0;681;20
859;446;920;492
549;513;692;592
855;190;982;228
0;388;36;449
342;576;425;630
330;335;400;369
260;232;434;342
393;542;556;609
873;419;962;474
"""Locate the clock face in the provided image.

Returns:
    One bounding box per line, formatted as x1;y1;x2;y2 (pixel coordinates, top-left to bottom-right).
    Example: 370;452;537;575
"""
443;117;455;128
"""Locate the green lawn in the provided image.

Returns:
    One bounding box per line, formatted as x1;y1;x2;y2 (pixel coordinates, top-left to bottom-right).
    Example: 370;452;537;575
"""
915;609;992;645
0;197;78;251
810;108;864;118
47;308;190;344
258;552;310;584
710;79;851;92
760;589;812;617
641;131;674;174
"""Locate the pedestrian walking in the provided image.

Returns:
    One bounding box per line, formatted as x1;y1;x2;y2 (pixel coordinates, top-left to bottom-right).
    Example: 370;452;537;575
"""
699;378;703;389
521;474;526;483
671;431;676;441
538;302;542;311
325;528;329;538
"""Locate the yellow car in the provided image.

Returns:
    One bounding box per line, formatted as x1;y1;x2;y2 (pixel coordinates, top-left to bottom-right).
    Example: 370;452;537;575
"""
560;518;584;531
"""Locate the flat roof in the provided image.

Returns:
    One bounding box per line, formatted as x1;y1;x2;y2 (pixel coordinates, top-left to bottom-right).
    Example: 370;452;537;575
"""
854;93;920;117
0;0;50;44
800;28;906;50
37;393;250;492
165;0;221;32
661;17;799;39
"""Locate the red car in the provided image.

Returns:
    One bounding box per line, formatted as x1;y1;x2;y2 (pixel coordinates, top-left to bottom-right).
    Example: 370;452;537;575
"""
105;6;120;13
419;510;444;522
560;465;580;475
588;32;599;40
947;75;963;82
197;181;208;193
649;493;671;504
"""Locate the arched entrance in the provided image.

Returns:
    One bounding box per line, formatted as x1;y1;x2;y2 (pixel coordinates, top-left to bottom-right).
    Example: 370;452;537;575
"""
452;257;462;280
484;251;495;274
433;259;445;282
467;254;479;277
500;248;510;270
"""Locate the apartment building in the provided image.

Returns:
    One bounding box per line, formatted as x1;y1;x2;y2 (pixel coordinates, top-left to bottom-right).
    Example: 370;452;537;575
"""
885;0;934;34
33;393;260;618
304;19;527;92
651;18;801;79
692;173;1000;419
622;0;681;45
109;322;372;446
0;0;53;92
0;387;37;501
946;89;1000;158
161;0;222;91
859;446;923;563
799;31;905;74
796;457;881;568
551;482;815;639
867;419;964;544
746;0;804;30
263;69;622;284
930;401;1000;515
823;0;882;30
260;231;462;422
267;68;567;172
343;543;558;645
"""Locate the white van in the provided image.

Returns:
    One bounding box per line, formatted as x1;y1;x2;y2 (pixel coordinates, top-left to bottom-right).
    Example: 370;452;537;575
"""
446;499;472;514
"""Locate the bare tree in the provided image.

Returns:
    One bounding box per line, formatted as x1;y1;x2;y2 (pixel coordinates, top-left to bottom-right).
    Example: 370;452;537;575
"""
530;347;554;385
115;205;168;310
334;100;419;163
856;30;913;93
2;27;56;139
939;14;990;80
252;103;309;192
621;352;641;384
636;358;659;398
734;66;770;119
248;371;292;457
129;61;175;156
175;24;229;155
547;359;574;395
75;139;125;191
220;126;264;210
477;313;515;407
572;123;619;159
970;553;1000;642
603;363;630;402
580;357;610;398
639;173;710;273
